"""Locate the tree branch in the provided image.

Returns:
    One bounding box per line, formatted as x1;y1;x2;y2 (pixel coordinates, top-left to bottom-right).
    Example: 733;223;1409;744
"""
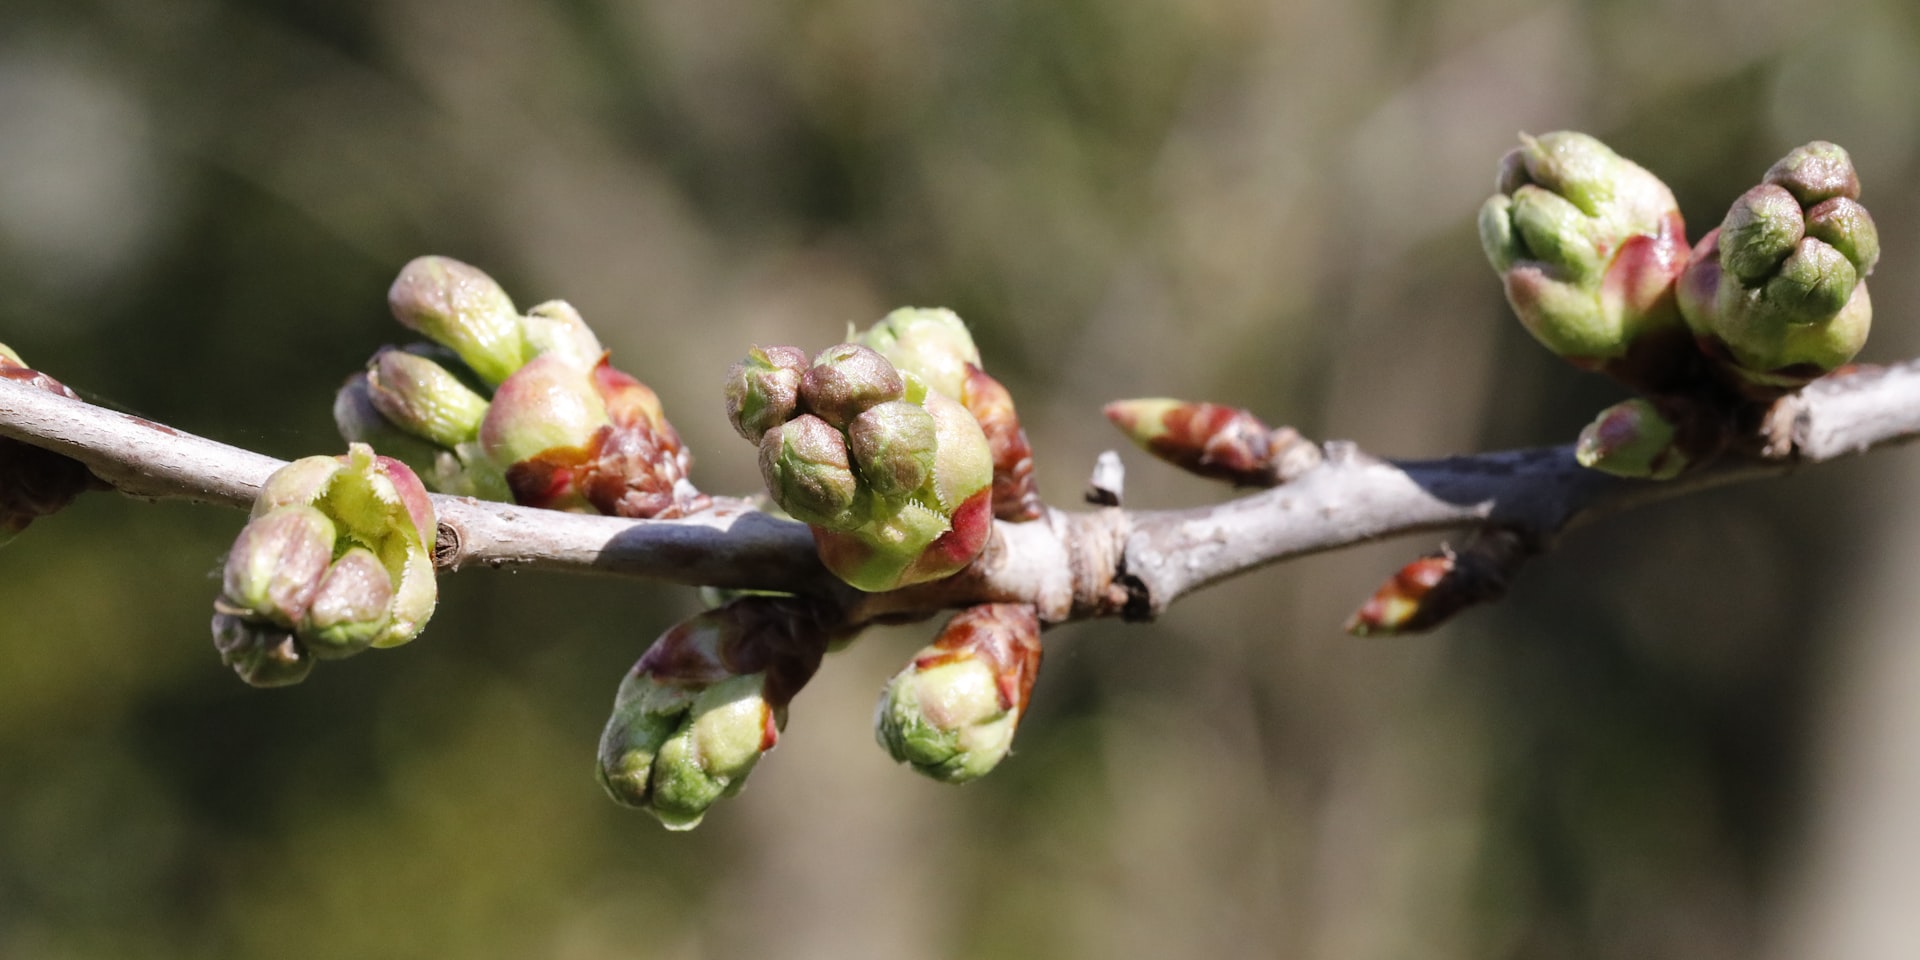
5;359;1918;629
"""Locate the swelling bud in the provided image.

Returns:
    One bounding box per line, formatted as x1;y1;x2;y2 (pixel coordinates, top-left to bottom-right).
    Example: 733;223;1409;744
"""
874;604;1042;783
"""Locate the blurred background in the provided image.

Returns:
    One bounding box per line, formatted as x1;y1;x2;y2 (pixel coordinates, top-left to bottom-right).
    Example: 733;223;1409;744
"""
2;0;1919;957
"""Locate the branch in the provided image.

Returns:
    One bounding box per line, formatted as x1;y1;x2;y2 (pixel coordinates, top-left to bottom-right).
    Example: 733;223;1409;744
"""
5;360;1919;628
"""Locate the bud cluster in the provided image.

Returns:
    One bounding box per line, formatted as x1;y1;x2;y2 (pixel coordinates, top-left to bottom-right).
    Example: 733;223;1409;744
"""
874;603;1043;783
597;597;832;829
1477;134;1882;480
1478;131;1692;387
0;344;98;546
211;444;438;686
726;338;995;593
1677;142;1878;392
337;256;706;518
855;308;1044;522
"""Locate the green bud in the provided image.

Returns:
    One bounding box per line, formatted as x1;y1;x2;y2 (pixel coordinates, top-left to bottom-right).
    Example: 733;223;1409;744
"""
1764;141;1859;205
878;658;1016;782
855;307;981;401
800;343;904;428
848;400;937;499
1804;197;1879;276
211;613;313;688
1678;142;1877;388
302;546;394;658
757;414;861;528
1764;238;1858;324
874;604;1042;784
1719;185;1804;285
1574;398;1686;480
1478;194;1521;272
366;348;490;449
1478;132;1689;375
387;256;525;386
597;599;831;830
1509;185;1602;283
222;506;336;627
724;345;808;442
645;675;776;830
479;354;610;468
333;373;449;477
519;300;605;370
211;445;439;683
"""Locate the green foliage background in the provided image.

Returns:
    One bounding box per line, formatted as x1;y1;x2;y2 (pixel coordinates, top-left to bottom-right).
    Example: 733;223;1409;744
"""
3;0;1919;957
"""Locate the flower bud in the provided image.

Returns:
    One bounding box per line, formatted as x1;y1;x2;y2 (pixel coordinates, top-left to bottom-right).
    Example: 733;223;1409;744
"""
800;343;904;428
598;598;830;829
1478;132;1691;382
0;350;98;545
1344;530;1528;637
302;546;395;658
1574;398;1686;480
758;414;861;528
875;604;1042;783
365;347;490;449
333;372;448;476
848;400;938;498
387;256;525;386
210;445;438;684
1678;142;1877;390
519;300;605;370
1765;141;1859;205
724;345;808;442
211;612;313;688
221;506;337;627
479;354;610;470
856;307;981;401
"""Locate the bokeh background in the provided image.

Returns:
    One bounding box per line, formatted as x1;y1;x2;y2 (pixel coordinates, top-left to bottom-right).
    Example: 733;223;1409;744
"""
3;0;1920;957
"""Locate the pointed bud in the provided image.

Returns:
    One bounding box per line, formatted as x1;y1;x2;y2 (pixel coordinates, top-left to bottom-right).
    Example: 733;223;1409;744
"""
856;307;982;401
1103;399;1321;486
365;348;490;449
724;345;808;442
875;604;1042;783
1344;531;1528;637
387;256;525;385
211;613;313;688
757;414;861;528
0;349;99;545
519;300;604;370
1575;398;1686;479
799;343;904;428
1679;142;1876;390
1479;132;1691;381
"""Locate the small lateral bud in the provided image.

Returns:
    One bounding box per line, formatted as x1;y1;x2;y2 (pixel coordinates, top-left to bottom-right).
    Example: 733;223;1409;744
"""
1574;398;1687;480
0;349;98;545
